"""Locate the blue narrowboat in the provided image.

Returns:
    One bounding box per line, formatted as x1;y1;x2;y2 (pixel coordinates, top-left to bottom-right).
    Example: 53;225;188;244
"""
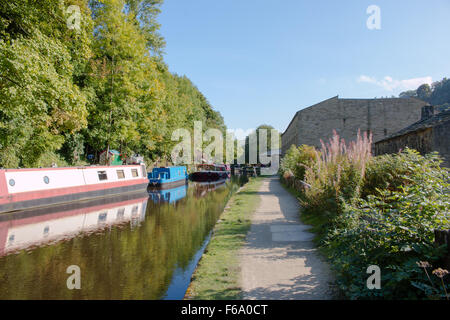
147;166;188;189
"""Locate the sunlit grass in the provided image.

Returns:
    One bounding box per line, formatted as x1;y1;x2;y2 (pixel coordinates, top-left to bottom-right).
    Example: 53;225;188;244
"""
185;177;264;300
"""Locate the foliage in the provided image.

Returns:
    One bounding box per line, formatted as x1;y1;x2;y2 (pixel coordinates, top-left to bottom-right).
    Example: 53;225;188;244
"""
400;77;450;111
324;151;449;299
280;131;450;299
0;0;92;167
244;124;280;164
0;0;226;168
299;130;372;219
279;144;318;181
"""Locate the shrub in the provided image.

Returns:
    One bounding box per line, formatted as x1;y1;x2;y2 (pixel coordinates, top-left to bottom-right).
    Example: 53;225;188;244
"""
279;134;450;299
362;148;444;198
279;144;318;181
324;150;450;299
300;130;372;218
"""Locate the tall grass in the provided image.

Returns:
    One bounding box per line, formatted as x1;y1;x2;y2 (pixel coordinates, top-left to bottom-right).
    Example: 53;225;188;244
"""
301;130;372;217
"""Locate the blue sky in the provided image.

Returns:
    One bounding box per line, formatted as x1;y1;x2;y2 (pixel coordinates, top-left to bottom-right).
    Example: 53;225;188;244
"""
159;0;450;136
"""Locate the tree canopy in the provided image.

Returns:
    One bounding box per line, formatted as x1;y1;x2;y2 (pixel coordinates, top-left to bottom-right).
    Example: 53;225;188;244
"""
399;77;450;112
0;0;226;168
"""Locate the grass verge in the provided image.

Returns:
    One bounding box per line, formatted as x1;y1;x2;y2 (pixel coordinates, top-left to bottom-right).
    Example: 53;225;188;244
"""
184;177;264;300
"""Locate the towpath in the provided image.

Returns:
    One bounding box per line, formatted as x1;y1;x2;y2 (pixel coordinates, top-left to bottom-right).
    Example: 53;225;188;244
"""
240;176;334;299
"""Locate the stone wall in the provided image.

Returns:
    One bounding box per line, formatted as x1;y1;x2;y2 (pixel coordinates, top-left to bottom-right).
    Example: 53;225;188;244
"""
374;109;450;167
281;96;428;155
432;120;450;167
374;128;434;156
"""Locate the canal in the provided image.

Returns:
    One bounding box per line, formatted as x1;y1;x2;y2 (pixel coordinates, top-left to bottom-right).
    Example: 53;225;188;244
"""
0;179;240;299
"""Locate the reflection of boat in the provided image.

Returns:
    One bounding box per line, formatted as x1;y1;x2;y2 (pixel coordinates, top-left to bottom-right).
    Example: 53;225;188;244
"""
0;191;148;257
192;179;228;198
0;165;149;214
190;164;230;182
148;184;187;204
147;166;188;189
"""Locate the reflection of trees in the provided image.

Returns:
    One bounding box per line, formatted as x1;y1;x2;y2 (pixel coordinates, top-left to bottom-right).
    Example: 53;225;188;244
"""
192;180;228;199
0;183;238;299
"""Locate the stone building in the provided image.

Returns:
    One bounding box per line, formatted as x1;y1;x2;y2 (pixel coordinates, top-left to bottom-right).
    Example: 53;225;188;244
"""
281;96;429;155
375;106;450;167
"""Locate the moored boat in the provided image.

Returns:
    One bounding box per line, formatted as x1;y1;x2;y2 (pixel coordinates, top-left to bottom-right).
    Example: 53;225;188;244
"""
0;164;148;214
147;166;188;189
189;164;230;182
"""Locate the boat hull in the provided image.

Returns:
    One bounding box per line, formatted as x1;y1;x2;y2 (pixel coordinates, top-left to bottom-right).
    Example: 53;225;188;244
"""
190;171;229;182
0;182;149;214
147;178;188;190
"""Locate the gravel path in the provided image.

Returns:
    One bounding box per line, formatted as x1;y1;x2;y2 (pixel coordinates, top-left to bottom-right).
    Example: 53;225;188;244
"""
240;176;334;299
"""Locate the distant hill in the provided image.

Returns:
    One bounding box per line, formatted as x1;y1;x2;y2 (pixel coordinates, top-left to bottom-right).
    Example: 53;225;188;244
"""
399;78;450;112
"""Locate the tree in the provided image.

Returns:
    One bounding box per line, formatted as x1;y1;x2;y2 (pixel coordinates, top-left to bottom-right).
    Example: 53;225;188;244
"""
0;0;92;167
417;84;432;101
399;77;450;112
245;124;280;164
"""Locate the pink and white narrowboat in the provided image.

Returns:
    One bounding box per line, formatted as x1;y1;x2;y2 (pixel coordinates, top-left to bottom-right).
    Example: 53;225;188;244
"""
0;164;149;214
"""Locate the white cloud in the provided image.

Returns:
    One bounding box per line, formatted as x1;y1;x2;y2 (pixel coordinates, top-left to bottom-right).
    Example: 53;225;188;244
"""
227;128;255;141
357;75;432;92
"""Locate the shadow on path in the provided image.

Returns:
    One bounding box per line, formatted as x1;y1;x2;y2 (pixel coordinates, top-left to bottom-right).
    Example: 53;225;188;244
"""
240;177;335;300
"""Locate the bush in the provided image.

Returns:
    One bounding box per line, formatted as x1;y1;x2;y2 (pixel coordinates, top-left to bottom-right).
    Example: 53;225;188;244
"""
280;133;450;299
300;130;372;218
361;149;443;198
279;144;318;181
324;150;450;299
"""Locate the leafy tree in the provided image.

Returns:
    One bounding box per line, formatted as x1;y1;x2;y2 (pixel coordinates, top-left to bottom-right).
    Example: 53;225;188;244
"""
400;77;450;112
245;124;280;164
0;0;92;167
0;0;226;167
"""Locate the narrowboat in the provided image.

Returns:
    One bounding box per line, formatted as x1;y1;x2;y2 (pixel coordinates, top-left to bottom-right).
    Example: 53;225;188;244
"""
0;192;148;256
147;166;188;189
0;164;149;214
189;164;230;182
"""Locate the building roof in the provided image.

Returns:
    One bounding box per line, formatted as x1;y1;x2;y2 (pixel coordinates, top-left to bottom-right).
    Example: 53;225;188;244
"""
375;109;450;143
281;95;427;136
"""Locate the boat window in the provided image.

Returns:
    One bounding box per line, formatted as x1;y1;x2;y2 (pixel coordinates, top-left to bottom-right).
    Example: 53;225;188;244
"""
98;171;108;181
43;176;50;184
9;179;15;187
131;169;139;177
116;170;125;179
98;212;107;223
116;208;125;220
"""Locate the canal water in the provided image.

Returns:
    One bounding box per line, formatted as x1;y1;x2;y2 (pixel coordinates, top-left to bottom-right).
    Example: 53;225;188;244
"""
0;179;239;299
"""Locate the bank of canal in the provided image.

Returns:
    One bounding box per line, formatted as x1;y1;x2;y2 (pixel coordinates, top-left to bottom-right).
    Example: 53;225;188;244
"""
0;179;240;299
185;177;264;300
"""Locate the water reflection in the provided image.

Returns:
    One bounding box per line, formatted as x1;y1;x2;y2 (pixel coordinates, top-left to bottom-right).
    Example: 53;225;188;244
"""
0;180;237;299
192;179;228;198
0;193;148;257
148;184;187;204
